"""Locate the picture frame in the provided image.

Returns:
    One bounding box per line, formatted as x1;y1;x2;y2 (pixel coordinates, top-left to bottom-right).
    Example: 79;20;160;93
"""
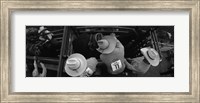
1;0;199;102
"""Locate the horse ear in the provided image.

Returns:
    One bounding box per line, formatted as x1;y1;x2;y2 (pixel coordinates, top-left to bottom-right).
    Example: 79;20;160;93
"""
95;33;103;42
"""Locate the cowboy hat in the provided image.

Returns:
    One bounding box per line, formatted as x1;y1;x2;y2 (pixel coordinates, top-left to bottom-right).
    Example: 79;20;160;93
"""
140;47;160;66
38;26;47;34
97;35;117;54
64;53;87;77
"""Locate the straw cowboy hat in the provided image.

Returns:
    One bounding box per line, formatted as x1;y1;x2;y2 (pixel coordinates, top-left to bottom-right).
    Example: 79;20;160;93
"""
64;53;87;77
38;26;49;33
97;35;117;54
140;47;160;66
38;26;47;34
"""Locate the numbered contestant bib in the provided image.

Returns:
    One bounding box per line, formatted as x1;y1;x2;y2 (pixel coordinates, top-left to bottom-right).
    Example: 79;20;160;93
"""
111;60;122;72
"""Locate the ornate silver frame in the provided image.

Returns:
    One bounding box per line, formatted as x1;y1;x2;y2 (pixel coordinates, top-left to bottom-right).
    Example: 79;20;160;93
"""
1;0;199;102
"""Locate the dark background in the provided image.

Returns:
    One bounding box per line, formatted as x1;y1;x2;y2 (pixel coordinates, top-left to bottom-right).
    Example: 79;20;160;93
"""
26;26;174;77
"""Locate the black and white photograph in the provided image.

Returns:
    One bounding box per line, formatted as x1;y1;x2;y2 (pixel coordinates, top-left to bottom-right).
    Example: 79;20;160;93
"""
2;0;199;102
26;26;174;77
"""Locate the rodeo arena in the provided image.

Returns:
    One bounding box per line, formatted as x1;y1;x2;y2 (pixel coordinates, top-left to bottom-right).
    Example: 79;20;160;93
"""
26;26;174;77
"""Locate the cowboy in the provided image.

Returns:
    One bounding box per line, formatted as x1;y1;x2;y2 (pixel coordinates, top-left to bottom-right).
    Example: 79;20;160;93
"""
97;33;160;75
38;26;54;44
64;53;98;77
97;33;126;75
37;26;60;57
125;47;160;74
